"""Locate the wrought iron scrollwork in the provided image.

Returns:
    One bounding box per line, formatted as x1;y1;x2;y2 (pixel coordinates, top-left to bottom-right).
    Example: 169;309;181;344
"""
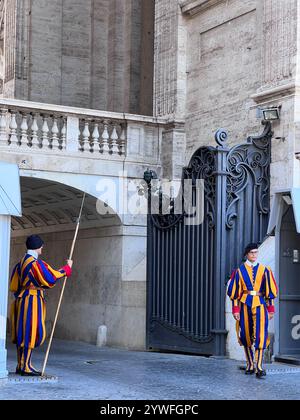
226;122;272;229
184;147;217;230
151;212;184;230
148;146;217;231
215;129;229;148
146;122;272;356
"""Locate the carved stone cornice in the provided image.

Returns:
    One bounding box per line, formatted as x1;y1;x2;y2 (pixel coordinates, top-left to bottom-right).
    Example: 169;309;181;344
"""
179;0;224;16
251;82;296;104
163;118;186;132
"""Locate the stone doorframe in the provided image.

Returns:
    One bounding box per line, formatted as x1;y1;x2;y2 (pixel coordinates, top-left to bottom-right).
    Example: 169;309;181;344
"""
0;161;22;379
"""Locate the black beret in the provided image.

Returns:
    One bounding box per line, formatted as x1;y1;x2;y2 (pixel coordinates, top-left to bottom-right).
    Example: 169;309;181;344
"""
26;235;44;250
244;243;259;256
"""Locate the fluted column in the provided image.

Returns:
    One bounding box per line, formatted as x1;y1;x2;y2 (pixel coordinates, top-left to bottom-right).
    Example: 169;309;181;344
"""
0;215;11;379
154;0;187;119
107;0;154;114
251;0;299;193
154;1;187;181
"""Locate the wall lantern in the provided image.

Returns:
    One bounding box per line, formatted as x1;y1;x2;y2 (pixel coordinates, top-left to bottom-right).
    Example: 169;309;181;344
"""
262;106;281;121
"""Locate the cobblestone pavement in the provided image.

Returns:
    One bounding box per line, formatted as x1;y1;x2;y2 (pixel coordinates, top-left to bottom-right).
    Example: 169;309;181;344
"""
1;340;300;400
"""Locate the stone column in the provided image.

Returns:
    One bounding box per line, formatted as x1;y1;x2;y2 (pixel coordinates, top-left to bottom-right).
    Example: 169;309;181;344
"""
154;0;187;119
91;0;110;110
251;0;298;193
107;0;152;114
2;0;31;100
0;215;11;379
161;121;186;181
3;0;17;98
154;1;187;181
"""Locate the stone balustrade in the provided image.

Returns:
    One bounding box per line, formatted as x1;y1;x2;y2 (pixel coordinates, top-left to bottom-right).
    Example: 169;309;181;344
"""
0;99;166;160
0;99;128;157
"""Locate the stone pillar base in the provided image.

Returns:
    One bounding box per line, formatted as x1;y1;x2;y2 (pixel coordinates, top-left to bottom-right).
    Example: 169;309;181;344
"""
0;348;8;379
161;121;186;181
0;215;12;379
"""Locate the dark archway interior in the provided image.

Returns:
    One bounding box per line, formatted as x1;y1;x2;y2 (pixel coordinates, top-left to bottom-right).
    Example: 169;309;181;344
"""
12;177;119;235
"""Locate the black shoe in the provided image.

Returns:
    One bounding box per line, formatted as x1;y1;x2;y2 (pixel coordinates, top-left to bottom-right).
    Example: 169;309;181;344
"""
245;368;255;375
30;367;42;376
21;371;41;377
256;369;267;379
15;368;21;375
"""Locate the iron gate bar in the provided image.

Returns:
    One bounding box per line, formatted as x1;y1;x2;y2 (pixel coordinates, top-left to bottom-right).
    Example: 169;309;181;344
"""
145;122;273;356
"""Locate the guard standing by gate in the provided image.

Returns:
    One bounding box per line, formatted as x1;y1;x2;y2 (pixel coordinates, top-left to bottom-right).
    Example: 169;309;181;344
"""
227;243;278;378
10;235;73;376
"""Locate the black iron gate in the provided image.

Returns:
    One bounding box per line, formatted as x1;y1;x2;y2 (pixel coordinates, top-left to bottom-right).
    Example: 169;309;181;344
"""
145;122;272;356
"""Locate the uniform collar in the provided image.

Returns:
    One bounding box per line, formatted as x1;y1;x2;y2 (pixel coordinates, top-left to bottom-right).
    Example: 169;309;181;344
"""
245;260;258;268
26;249;38;260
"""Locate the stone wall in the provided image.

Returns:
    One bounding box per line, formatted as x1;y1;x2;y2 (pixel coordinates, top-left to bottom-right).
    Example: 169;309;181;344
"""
2;0;155;115
184;0;260;154
155;0;300;194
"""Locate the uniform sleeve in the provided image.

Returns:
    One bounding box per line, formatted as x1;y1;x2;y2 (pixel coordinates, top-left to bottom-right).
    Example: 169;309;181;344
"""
30;260;71;289
227;269;241;314
10;263;21;294
265;267;278;313
266;299;275;314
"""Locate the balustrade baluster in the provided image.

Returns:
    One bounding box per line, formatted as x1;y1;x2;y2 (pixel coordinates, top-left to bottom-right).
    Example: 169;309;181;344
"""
9;111;19;146
60;118;67;150
51;117;60;149
110;125;119;155
31;114;40;148
0;109;8;144
42;115;50;149
92;122;100;153
102;120;110;154
119;125;126;156
20;113;29;147
80;121;90;152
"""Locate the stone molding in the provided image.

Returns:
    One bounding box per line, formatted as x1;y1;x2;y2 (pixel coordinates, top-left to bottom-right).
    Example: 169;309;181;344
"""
251;82;296;104
179;0;224;16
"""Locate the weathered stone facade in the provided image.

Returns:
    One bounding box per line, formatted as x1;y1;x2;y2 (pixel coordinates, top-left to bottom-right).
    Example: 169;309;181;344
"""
2;0;299;184
155;0;300;195
0;0;154;115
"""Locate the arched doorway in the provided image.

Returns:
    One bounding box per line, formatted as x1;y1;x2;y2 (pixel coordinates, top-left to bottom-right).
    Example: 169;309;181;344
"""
6;175;147;375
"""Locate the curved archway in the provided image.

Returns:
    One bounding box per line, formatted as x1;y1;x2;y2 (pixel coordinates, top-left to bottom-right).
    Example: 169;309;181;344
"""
19;170;122;221
12;176;121;236
8;174;147;359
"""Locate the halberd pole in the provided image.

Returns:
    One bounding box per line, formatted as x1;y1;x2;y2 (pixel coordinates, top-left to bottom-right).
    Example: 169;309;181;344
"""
41;192;86;377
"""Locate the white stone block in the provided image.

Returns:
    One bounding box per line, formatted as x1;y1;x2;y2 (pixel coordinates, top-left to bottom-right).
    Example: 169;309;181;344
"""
0;215;12;379
96;325;107;348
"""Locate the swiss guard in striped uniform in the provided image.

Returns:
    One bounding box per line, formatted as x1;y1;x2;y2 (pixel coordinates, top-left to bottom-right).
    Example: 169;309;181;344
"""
10;235;73;376
227;243;278;379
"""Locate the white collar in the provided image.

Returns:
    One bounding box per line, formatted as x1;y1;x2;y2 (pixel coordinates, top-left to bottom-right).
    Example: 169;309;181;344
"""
245;260;258;268
27;250;38;259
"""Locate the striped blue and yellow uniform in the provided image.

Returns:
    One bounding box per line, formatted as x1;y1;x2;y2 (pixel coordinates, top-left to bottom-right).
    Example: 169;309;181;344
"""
10;254;70;374
227;263;278;371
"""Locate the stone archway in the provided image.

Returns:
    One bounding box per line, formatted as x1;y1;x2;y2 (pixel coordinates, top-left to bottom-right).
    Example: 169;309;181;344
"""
5;174;147;377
